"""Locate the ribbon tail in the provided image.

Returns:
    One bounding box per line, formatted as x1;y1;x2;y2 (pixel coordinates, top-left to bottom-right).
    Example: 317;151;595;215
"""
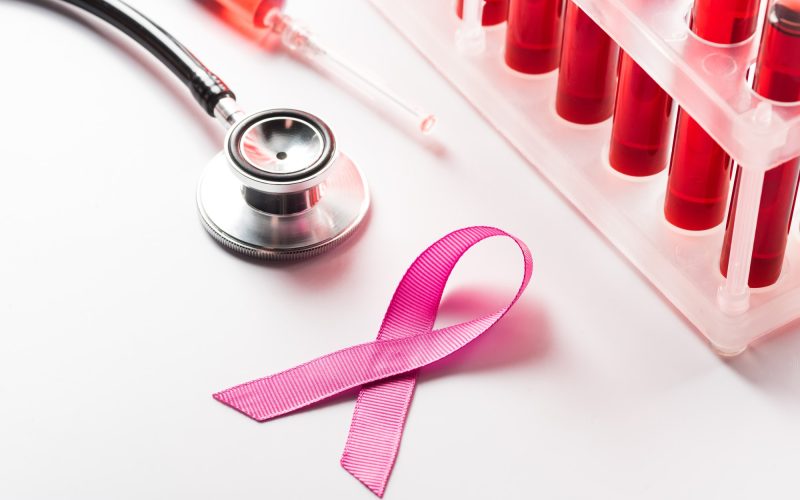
340;373;418;497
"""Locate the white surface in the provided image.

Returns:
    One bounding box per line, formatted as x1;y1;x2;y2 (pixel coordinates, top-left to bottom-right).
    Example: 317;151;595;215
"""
0;1;799;499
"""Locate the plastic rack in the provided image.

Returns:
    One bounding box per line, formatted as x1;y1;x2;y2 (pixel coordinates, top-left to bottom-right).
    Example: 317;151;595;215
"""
369;0;800;355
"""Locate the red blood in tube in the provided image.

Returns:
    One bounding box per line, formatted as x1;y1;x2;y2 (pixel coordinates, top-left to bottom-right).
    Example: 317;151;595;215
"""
504;0;565;74
456;0;510;26
690;0;762;44
608;52;673;176
720;1;800;287
664;111;734;229
555;2;619;124
663;0;760;230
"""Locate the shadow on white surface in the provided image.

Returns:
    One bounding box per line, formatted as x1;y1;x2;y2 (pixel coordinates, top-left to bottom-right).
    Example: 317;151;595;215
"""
200;205;372;290
425;287;552;378
727;319;800;410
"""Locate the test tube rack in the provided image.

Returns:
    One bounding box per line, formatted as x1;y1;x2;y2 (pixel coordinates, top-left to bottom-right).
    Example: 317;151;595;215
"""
369;0;800;355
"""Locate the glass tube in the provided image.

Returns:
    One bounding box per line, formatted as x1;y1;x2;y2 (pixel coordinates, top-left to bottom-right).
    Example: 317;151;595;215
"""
608;52;673;176
663;0;761;230
721;0;800;287
504;0;565;75
555;1;619;124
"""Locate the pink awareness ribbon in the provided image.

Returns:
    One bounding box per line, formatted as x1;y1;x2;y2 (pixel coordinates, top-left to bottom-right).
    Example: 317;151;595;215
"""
214;226;533;497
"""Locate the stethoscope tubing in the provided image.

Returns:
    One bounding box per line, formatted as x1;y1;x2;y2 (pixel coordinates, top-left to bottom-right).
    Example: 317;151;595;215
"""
60;0;235;116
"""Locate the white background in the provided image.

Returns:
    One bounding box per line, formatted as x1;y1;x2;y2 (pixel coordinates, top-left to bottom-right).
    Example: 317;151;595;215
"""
2;1;800;499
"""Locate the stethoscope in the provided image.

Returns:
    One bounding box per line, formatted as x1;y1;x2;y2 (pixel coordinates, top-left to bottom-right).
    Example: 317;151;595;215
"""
200;104;369;260
54;0;370;260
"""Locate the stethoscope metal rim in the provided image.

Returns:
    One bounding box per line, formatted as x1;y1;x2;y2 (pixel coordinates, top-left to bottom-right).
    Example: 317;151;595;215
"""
197;108;370;260
225;109;339;194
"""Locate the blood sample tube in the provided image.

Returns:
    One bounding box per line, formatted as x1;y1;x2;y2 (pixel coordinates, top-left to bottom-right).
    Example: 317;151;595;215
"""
608;52;673;176
456;0;510;26
663;0;761;230
504;0;565;74
720;0;800;287
555;1;619;124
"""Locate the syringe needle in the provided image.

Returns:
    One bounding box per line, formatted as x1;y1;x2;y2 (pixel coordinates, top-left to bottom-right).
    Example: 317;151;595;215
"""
264;9;437;135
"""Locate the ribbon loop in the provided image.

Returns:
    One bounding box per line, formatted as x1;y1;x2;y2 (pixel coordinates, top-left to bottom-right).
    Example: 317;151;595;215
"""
214;226;533;497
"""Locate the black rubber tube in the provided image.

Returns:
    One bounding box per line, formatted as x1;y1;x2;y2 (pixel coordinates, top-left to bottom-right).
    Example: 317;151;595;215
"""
61;0;235;116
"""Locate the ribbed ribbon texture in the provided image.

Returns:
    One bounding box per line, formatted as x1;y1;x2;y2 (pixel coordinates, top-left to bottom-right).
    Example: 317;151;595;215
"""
214;226;533;497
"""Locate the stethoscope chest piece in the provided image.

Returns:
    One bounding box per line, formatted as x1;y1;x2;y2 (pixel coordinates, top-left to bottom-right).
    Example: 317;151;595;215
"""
197;109;370;260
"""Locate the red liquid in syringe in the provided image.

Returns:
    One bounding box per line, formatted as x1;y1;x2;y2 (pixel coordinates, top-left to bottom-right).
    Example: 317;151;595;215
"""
504;0;565;75
663;0;761;230
721;0;800;287
608;52;673;176
209;0;285;27
199;0;285;41
456;0;510;26
555;1;618;124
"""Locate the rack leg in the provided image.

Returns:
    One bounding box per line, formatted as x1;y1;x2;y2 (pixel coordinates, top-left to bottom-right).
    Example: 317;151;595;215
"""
455;0;487;55
717;167;764;316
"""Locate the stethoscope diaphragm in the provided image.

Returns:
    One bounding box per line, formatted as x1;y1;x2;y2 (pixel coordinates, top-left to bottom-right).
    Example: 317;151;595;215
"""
197;109;370;260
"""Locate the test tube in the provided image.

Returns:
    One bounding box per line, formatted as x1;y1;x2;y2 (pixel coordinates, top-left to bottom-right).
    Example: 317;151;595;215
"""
202;1;436;135
504;0;565;75
456;0;510;26
720;0;800;288
663;0;761;230
555;1;619;124
608;52;673;176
